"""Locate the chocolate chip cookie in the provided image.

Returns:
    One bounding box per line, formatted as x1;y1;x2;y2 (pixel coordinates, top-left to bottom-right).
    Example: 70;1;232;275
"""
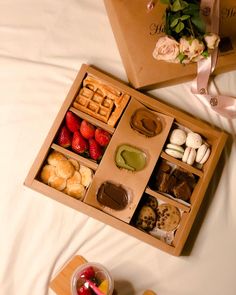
144;195;158;210
135;205;157;231
156;204;180;231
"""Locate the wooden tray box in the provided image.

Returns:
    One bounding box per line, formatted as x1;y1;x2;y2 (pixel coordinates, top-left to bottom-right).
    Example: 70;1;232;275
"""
24;64;227;256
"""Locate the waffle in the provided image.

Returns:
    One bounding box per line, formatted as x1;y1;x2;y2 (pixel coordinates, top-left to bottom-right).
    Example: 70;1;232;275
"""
73;75;130;126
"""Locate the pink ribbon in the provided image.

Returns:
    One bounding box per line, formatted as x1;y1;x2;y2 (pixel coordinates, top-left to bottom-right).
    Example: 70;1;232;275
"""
191;0;236;119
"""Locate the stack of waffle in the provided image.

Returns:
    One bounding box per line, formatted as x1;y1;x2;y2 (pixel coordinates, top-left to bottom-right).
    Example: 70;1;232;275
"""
73;75;130;126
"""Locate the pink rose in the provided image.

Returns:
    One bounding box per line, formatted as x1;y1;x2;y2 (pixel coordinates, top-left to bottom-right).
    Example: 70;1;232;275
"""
153;36;180;63
204;33;220;50
179;37;205;62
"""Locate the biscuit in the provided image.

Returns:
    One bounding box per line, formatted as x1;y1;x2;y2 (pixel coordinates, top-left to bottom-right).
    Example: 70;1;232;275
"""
79;165;93;187
40;165;56;184
67;171;82;187
156;204;181;231
47;151;67;166
136;205;157;231
68;158;80;171
48;176;67;191
55;160;75;179
67;183;85;199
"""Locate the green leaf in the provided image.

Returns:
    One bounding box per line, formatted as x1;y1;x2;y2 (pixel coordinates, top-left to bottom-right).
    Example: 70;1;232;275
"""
170;18;179;28
175;21;184;33
180;15;190;21
183;3;199;15
172;0;188;12
191;15;206;34
201;50;209;58
177;52;186;63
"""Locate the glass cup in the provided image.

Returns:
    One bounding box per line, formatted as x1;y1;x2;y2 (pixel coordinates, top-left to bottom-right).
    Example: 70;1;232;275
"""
71;262;114;295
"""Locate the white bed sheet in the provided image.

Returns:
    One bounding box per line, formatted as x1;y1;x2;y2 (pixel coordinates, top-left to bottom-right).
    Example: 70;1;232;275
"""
0;1;236;295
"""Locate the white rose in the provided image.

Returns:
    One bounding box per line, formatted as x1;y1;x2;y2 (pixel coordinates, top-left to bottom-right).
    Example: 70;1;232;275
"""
204;33;220;49
179;37;205;61
153;36;180;63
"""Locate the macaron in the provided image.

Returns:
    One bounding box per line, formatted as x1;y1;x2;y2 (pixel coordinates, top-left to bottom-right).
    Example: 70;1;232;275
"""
196;144;211;164
182;147;196;165
186;132;202;149
165;144;184;159
169;129;187;145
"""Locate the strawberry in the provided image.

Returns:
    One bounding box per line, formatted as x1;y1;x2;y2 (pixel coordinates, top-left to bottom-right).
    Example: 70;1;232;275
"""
77;285;92;295
89;138;102;161
80;266;95;280
80;120;95;139
57;125;71;148
95;128;111;147
72;131;88;154
65;111;81;132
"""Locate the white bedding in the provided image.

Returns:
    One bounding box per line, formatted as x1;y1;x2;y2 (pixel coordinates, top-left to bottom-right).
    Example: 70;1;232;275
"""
1;1;236;295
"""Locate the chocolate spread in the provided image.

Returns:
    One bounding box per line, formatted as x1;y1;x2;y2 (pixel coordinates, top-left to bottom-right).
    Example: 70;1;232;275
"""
97;182;128;210
130;108;162;137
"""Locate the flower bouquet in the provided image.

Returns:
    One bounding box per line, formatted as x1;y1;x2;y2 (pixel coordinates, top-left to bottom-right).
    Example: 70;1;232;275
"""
152;0;220;64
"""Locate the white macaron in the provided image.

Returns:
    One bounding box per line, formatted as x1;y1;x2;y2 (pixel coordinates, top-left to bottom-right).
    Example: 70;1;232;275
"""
196;144;211;164
182;147;196;165
186;132;202;149
169;129;187;146
165;144;184;159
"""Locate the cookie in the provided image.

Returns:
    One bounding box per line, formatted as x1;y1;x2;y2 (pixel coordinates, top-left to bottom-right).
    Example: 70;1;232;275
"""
169;128;186;145
165;144;184;159
196;143;211;164
136;205;157;231
145;195;158;210
182;147;196;165
156;204;181;232
186;132;202;149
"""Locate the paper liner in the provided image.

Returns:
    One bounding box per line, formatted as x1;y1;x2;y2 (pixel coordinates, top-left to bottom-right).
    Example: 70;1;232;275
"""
148;198;184;246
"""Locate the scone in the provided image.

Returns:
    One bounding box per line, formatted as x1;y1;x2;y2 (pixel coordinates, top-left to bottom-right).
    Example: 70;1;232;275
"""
67;171;82;187
68;158;80;171
47;151;67;166
135;205;157;231
67;183;85;199
79;165;93;187
40;165;56;184
48;176;67;191
156;204;181;231
56;160;75;179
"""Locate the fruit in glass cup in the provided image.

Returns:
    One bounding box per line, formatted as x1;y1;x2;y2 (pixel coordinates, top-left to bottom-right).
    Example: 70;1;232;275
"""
71;263;114;295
